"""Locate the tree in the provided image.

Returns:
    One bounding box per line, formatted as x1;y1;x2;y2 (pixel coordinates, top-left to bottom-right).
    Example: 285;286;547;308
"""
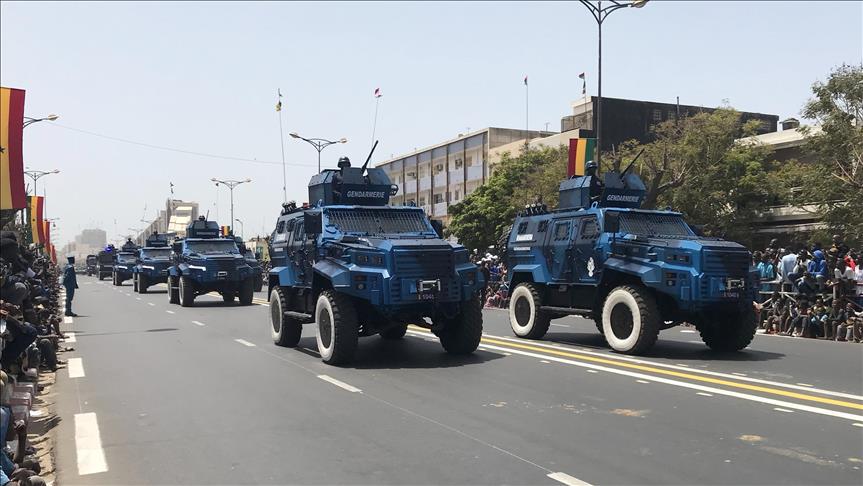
446;146;567;251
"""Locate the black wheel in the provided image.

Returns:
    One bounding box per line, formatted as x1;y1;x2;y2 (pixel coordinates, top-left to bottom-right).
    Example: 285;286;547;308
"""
139;274;148;294
223;291;235;303
380;323;408;340
239;277;254;306
315;290;359;365
112;272;119;286
133;274;139;292
179;276;195;307
601;285;661;354
254;276;263;293
168;276;180;304
270;287;302;347
508;283;551;339
696;306;757;352
438;296;483;354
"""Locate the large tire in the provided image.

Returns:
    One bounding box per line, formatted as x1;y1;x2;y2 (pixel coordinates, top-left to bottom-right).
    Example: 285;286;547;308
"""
139;274;148;294
112;272;119;286
697;306;757;352
168;276;180;304
380;323;408;340
315;291;359;365
508;283;551;339
270;287;302;347
239;277;254;306
601;285;661;354
223;291;235;303
439;296;483;354
179;276;195;307
133;274;139;292
254;275;263;293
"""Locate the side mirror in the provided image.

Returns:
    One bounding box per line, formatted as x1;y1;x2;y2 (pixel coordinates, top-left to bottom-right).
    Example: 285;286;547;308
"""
604;212;620;234
304;211;323;236
430;219;444;238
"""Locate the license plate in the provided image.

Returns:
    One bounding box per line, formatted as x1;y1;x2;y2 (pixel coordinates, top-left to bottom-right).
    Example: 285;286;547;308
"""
417;293;436;301
721;292;739;299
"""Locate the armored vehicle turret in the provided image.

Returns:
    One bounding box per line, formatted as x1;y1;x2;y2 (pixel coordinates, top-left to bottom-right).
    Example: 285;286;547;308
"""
132;232;172;294
166;217;256;307
268;150;484;365
504;159;758;355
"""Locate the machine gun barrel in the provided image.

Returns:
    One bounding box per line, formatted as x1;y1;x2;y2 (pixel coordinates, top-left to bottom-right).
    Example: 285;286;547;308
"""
360;140;379;174
620;148;645;178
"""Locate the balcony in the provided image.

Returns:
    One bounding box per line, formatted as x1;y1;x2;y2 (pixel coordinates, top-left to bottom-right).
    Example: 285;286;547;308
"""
433;174;448;189
467;164;484;181
421;205;432;215
449;168;464;183
433;202;448;216
419;177;431;191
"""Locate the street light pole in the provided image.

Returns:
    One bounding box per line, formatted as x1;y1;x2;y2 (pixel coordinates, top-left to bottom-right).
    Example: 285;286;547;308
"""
210;178;251;234
289;133;347;172
24;169;60;196
23;114;59;129
578;0;648;169
235;219;244;239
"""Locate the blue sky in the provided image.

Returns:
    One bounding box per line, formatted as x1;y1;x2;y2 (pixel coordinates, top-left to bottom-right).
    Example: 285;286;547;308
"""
2;1;860;246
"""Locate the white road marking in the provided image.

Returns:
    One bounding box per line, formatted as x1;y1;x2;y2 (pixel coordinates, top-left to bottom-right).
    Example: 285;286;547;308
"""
148;303;155;306
64;316;74;325
317;374;362;393
165;310;175;314
74;413;108;475
234;339;256;347
192;320;206;326
679;329;696;333
136;297;142;301
697;392;714;397
551;323;570;328
675;363;690;367
540;360;551;364
68;357;85;378
773;407;795;413
853;423;863;428
586;369;599;374
548;471;592;486
636;380;650;384
65;332;76;344
732;372;748;377
796;383;814;387
125;293;131;297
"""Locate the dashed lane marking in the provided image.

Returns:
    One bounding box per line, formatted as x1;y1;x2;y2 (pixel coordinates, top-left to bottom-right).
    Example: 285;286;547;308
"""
774;407;795;413
136;297;142;301
64;316;74;325
147;303;155;306
65;332;76;344
68;357;85;378
234;339;256;347
317;374;362;393
636;380;651;384
586;369;599;374
548;471;592;486
853;423;863;428
192;321;206;326
540;360;551;364
166;310;175;314
697;392;714;397
74;412;108;476
797;383;814;387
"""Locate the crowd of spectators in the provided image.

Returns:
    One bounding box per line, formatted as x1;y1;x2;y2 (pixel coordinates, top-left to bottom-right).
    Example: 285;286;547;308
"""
1;231;65;486
754;235;863;342
475;254;509;309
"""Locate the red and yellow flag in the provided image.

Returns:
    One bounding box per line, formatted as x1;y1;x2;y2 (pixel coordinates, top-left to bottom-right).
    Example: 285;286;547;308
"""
0;87;27;210
28;195;45;244
221;225;231;236
567;138;596;177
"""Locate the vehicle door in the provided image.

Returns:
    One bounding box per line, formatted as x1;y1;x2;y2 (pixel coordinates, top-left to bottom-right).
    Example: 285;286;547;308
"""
271;218;289;268
289;220;313;287
548;218;574;281
572;215;601;284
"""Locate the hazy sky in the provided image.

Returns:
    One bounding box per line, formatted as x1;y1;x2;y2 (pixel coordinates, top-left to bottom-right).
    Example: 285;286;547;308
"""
2;1;860;247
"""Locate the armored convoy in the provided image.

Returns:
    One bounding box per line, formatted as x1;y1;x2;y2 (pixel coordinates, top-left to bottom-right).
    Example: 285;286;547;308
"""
268;152;484;365
167;217;255;307
504;160;758;354
96;245;117;280
133;233;172;293
85;255;97;276
234;236;263;293
112;239;140;286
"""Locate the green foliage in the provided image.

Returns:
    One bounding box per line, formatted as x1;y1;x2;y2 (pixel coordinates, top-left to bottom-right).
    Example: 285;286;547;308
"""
446;146;567;251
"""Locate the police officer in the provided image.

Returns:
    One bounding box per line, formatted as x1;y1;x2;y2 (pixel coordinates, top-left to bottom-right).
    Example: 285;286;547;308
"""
63;255;79;317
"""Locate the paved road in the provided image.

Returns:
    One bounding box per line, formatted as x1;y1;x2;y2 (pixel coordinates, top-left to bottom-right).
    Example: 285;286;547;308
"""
54;277;863;485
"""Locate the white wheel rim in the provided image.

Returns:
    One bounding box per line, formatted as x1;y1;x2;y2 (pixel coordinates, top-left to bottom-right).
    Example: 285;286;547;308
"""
179;278;186;304
315;295;335;360
509;285;536;337
270;290;282;339
602;289;643;352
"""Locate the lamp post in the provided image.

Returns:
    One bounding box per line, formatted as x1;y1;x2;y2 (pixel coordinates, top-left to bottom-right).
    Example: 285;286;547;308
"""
289;132;347;172
210;178;251;234
24;169;60;196
23;114;59;128
235;219;244;239
578;0;648;168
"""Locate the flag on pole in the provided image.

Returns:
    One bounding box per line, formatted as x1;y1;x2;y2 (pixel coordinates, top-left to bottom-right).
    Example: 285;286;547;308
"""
578;72;586;96
276;88;282;112
524;75;528;86
221;225;231;236
0;87;27;210
28;196;45;244
567;138;596;177
374;88;382;98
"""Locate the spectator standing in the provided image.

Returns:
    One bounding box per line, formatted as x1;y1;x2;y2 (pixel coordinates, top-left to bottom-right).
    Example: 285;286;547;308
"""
855;256;863;304
778;248;798;291
62;256;79;317
756;254;776;291
832;260;856;300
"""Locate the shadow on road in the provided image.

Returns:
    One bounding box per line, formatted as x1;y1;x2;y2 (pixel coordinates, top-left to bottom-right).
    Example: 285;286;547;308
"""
140;290;167;294
544;332;785;362
292;336;503;370
71;328;180;337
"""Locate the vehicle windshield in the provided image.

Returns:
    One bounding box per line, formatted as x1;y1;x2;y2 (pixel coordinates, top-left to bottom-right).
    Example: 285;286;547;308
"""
117;253;138;263
325;208;434;237
186;240;240;254
616;212;693;237
141;248;171;259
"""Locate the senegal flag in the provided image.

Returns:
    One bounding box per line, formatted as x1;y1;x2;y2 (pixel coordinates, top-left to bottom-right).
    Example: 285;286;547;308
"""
28;195;45;244
567;138;596;178
0;87;27;210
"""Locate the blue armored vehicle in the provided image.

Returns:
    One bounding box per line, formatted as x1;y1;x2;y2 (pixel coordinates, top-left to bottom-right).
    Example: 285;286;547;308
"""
267;152;484;365
167;217;256;307
234;236;264;293
133;232;172;294
112;239;140;286
504;160;758;354
97;245;117;280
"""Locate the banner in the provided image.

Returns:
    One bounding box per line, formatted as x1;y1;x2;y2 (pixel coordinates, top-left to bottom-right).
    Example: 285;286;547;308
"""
221;225;231;236
0;87;27;210
29;196;45;244
567;138;596;178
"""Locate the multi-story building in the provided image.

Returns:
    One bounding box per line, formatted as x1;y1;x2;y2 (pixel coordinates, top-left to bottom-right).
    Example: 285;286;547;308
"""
376;127;553;221
136;199;199;243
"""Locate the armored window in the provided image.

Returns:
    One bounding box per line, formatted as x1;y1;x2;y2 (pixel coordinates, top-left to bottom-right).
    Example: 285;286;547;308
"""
286;220;295;233
579;218;599;239
553;221;571;241
293;221;304;239
517;221;529;234
538;220;549;233
276;220;285;234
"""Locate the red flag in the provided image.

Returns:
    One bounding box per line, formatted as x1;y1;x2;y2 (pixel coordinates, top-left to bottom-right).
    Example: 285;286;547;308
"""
374;88;382;98
1;87;27;210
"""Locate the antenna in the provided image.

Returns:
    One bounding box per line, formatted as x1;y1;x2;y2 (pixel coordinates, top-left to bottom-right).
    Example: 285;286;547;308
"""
360;140;379;174
205;210;209;221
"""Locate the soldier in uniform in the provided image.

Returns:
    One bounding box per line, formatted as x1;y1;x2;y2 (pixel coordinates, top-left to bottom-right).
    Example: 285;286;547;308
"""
63;255;79;316
585;161;604;204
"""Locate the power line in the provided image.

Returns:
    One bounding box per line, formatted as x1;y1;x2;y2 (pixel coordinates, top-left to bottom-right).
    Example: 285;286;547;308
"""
47;123;316;168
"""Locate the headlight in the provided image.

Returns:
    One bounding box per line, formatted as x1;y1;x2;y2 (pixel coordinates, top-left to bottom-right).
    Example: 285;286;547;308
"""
188;265;207;271
664;253;691;264
142;265;155;270
116;265;128;270
353;253;384;267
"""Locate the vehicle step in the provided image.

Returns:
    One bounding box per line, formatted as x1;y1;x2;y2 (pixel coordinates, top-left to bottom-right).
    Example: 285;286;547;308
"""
286;311;314;322
540;306;593;317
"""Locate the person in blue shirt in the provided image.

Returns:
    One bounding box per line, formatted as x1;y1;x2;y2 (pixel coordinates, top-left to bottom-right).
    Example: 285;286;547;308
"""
62;256;79;317
807;249;828;290
755;253;775;291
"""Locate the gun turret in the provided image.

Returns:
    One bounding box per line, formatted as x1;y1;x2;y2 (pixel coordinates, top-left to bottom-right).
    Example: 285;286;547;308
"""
307;144;398;207
186;215;221;239
558;151;647;210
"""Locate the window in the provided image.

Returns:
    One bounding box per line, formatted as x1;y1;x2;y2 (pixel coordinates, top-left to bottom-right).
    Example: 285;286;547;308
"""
538;220;549;233
454;189;461;201
435;163;444;174
517;221;528;234
293;221;304;239
652;109;662;122
553;221;571;241
406;171;417;180
419;196;427;206
455;158;463;169
276;220;285;234
433;193;444;204
579;217;599;240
